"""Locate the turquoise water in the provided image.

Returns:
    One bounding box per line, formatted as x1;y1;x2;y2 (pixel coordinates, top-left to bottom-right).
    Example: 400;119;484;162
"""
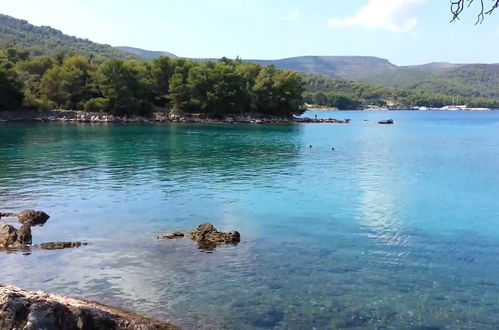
1;111;499;329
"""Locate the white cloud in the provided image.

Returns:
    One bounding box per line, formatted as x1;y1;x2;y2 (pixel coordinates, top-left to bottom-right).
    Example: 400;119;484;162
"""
287;9;300;21
328;0;426;33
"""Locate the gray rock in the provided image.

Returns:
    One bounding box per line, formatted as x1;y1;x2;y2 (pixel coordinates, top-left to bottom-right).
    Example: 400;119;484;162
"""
17;210;50;226
0;285;178;329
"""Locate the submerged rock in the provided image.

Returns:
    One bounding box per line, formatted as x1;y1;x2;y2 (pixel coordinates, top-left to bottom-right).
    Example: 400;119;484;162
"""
0;224;32;247
0;212;17;219
190;223;240;249
17;210;50;226
39;241;88;250
0;285;178;330
157;232;185;240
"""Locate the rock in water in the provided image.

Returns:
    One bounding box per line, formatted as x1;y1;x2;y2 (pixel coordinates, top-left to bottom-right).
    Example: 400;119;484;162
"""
39;242;88;250
190;223;240;249
0;224;31;247
157;232;185;240
0;212;17;219
0;224;18;247
0;285;178;330
15;225;32;246
17;210;50;226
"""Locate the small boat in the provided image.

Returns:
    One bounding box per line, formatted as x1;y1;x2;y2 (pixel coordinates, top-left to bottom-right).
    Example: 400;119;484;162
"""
378;119;394;125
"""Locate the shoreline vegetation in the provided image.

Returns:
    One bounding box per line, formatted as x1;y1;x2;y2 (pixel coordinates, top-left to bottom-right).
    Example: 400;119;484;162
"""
0;49;306;119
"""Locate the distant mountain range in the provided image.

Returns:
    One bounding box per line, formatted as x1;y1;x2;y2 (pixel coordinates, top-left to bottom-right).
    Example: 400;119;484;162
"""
2;13;499;99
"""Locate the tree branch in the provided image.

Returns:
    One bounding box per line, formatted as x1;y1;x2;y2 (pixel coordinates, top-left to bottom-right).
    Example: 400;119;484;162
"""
450;0;499;24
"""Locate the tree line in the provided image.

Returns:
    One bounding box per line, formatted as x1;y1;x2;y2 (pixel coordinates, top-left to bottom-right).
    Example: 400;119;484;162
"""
0;48;305;117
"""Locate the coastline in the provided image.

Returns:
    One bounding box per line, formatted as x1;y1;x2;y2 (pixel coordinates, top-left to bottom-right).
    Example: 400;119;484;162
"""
0;108;495;126
0;110;352;125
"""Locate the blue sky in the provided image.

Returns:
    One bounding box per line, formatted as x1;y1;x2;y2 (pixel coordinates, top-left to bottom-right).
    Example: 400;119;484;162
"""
1;0;499;65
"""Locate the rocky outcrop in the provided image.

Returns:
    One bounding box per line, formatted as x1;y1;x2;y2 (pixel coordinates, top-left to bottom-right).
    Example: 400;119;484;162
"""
0;209;49;249
39;242;88;250
17;210;50;226
0;224;31;248
1;210;90;252
190;223;240;249
0;285;178;330
157;232;185;240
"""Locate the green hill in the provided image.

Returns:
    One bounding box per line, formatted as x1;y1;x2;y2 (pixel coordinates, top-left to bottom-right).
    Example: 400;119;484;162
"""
360;64;499;99
0;14;134;61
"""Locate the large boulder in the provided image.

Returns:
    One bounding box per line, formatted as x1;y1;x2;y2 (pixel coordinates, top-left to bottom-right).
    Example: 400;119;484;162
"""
0;224;31;247
0;285;178;330
17;210;50;226
190;223;240;249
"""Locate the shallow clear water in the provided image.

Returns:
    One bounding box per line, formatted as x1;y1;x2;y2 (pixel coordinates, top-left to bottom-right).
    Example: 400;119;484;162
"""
1;111;499;329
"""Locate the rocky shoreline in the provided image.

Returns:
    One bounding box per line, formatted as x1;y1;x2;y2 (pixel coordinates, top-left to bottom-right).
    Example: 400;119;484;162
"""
0;110;352;125
0;285;178;329
1;208;241;328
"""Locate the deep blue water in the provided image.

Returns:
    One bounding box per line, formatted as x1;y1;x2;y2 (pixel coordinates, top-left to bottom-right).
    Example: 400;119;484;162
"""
1;111;499;329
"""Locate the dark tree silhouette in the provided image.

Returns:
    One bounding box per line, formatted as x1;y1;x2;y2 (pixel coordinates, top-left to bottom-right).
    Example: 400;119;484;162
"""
451;0;499;23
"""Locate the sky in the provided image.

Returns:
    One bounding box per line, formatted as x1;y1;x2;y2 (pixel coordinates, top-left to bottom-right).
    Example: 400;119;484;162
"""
1;0;499;66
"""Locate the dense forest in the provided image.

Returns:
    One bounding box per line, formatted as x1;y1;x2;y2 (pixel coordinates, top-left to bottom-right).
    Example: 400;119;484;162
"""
0;48;305;117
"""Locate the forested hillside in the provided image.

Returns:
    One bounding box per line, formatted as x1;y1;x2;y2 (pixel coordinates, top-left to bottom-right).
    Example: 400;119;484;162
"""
0;14;134;61
303;74;499;109
361;64;499;99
